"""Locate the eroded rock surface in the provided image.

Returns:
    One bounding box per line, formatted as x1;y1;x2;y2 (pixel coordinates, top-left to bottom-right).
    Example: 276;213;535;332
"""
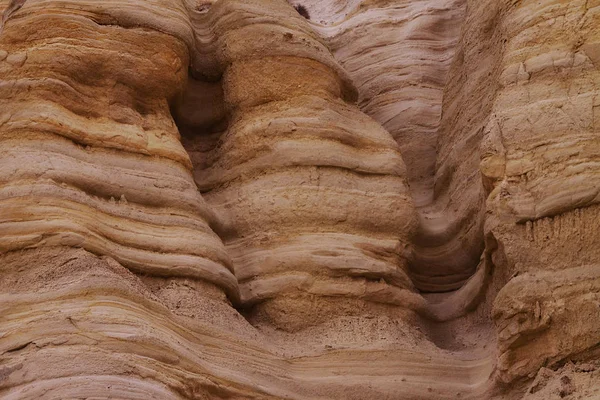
0;0;598;399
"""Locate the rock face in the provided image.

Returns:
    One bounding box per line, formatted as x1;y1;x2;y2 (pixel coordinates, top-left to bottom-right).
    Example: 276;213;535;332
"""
306;0;480;293
0;0;599;399
182;0;422;331
466;0;600;383
0;0;239;303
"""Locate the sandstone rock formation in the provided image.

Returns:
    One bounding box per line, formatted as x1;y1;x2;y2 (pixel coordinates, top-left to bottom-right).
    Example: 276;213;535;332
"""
0;0;598;399
306;0;479;293
181;0;424;331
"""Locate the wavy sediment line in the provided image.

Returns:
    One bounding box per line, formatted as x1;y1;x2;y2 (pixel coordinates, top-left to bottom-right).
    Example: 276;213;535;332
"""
177;0;422;325
0;0;238;299
0;247;495;399
1;0;599;398
298;0;487;293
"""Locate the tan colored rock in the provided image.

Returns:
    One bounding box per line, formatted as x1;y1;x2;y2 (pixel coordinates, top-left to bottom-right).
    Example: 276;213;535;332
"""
435;0;600;384
0;0;238;299
295;0;479;293
180;0;423;330
1;0;599;398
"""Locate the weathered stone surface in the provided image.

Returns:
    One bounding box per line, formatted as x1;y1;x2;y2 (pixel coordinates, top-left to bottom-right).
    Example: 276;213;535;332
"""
0;0;598;398
0;0;239;301
435;0;600;385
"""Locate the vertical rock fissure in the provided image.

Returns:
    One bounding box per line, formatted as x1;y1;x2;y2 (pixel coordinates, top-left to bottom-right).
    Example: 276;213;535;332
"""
299;0;488;297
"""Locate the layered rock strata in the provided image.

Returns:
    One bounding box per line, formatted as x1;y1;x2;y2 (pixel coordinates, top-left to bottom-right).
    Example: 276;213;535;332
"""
0;0;238;300
434;0;600;383
0;0;599;398
183;0;423;329
306;0;466;192
0;246;496;400
296;0;483;293
478;0;600;383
